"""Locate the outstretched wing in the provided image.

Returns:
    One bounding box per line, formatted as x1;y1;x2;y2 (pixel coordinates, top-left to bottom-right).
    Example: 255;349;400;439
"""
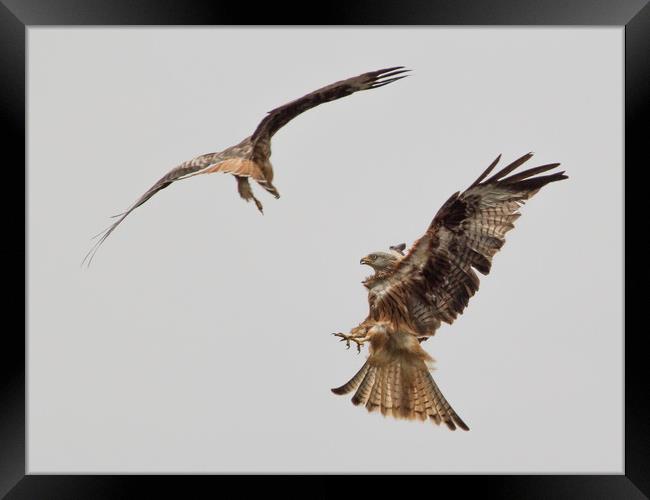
250;66;409;147
81;150;257;267
377;153;567;333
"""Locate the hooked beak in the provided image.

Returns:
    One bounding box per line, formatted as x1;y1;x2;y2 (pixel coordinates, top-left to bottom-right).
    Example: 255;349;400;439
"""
360;256;370;265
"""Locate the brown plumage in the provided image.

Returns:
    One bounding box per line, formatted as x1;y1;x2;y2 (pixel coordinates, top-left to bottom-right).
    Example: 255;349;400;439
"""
83;66;409;266
332;153;567;430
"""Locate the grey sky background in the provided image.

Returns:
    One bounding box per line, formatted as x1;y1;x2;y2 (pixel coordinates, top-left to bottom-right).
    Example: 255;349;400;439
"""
28;27;623;473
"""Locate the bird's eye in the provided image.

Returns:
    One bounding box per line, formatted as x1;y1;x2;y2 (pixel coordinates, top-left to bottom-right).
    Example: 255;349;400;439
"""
370;255;377;260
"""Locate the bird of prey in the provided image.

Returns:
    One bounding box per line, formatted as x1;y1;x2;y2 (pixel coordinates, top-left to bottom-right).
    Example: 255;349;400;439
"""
82;66;409;266
331;153;567;430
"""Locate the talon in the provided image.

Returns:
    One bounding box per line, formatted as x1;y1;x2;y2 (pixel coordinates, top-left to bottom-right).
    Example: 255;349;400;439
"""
333;332;366;352
333;332;351;349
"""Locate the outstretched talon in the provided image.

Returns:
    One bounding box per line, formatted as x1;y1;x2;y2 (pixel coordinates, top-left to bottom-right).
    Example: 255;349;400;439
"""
332;332;365;353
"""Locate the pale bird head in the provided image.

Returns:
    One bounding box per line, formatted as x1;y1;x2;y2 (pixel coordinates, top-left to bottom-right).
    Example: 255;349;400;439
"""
360;251;401;272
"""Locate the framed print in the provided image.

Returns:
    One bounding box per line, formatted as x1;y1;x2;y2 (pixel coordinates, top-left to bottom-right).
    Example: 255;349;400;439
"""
3;0;647;497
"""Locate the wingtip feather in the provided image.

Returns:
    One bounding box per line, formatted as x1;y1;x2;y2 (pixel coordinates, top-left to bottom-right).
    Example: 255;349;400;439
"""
469;153;502;188
484;152;535;184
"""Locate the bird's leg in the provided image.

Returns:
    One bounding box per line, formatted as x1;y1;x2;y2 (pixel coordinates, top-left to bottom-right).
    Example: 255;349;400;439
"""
236;175;264;214
257;179;281;200
252;195;264;214
332;333;367;353
332;326;369;353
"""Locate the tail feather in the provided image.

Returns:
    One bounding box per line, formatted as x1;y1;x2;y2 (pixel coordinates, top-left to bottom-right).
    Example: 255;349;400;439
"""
380;362;396;417
366;369;383;412
350;367;376;406
332;357;469;431
331;362;370;395
424;372;469;431
412;374;427;421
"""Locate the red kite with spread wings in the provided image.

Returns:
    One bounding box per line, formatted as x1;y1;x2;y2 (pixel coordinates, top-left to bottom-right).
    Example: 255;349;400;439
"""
83;67;409;265
332;153;567;430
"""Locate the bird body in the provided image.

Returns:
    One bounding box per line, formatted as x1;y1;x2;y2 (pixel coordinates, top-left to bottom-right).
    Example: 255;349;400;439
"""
83;67;409;265
332;153;568;430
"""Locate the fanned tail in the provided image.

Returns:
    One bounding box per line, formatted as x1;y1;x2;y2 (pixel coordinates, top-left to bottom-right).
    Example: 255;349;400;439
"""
331;353;468;431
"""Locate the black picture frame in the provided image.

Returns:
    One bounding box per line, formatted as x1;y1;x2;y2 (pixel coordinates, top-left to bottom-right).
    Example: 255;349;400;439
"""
3;1;646;497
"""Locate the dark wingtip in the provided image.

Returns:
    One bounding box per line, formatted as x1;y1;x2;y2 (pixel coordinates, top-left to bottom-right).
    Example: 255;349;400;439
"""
484;152;536;184
373;65;406;74
331;386;346;395
469;153;503;188
512;170;568;191
368;74;410;89
366;67;412;90
501;162;564;184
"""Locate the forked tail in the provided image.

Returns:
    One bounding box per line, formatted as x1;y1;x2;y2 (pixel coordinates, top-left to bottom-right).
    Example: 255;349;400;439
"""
332;357;468;431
